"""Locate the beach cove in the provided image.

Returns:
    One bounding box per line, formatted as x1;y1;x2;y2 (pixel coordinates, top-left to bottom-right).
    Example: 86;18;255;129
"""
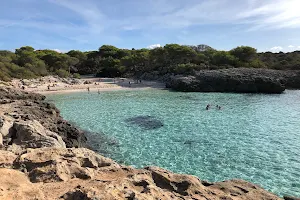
47;87;300;197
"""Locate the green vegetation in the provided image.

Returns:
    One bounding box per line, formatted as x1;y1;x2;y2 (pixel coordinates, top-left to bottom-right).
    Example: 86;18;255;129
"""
0;44;300;81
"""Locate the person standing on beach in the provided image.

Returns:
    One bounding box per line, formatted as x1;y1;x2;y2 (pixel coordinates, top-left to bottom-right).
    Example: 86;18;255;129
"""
87;87;90;93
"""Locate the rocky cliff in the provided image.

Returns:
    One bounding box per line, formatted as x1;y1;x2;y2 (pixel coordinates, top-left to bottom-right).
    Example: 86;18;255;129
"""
166;68;300;93
0;86;295;200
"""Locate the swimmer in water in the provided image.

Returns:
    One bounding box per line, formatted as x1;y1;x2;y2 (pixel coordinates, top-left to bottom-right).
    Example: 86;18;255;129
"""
206;104;210;110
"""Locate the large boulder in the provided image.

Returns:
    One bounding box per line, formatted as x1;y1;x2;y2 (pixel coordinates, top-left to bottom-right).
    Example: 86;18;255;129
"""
5;120;66;150
166;68;286;94
13;147;120;183
0;88;87;148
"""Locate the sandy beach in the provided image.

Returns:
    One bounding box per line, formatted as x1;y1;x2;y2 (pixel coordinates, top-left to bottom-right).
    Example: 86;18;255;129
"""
5;76;165;94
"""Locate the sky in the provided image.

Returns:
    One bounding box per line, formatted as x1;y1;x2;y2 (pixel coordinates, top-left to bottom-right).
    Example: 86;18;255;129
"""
1;0;300;52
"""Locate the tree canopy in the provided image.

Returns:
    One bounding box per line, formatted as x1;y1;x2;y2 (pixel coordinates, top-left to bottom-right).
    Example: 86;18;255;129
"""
0;44;300;81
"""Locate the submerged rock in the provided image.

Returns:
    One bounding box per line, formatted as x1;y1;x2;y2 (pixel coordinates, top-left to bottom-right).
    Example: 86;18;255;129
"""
125;116;164;130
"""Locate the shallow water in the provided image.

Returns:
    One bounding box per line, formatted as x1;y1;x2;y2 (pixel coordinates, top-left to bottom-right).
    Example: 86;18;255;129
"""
47;89;300;197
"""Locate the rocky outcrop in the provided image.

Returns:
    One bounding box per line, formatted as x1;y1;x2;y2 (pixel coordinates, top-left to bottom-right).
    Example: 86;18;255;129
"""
166;68;286;93
0;86;45;101
0;87;87;148
0;147;283;200
13;148;119;183
6;120;66;151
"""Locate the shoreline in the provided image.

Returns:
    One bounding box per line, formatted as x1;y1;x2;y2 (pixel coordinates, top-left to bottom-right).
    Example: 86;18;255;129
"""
6;76;166;95
38;85;166;95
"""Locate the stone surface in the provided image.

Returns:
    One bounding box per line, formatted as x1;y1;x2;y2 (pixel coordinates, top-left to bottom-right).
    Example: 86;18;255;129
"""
0;168;45;200
0;117;13;137
0;86;87;148
166;68;286;94
6;120;66;149
13;147;119;183
0;150;17;168
0;86;45;101
0;147;280;200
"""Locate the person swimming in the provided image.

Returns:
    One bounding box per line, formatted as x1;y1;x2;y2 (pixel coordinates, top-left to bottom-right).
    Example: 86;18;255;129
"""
206;104;211;110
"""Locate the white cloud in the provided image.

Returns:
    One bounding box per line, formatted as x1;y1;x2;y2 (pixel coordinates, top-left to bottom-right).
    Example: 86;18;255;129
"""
2;0;300;50
119;0;300;31
270;46;283;52
148;44;161;49
52;49;64;53
288;45;294;48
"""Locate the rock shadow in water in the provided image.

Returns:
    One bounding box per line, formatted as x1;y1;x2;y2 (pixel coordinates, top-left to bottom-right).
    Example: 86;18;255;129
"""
67;121;120;155
125;116;164;130
172;138;200;147
84;130;120;155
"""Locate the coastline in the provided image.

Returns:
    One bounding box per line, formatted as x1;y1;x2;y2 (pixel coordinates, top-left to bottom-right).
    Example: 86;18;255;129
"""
0;80;296;199
8;76;166;95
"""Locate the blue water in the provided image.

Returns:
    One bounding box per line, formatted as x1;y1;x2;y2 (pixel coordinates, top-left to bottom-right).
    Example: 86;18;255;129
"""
47;89;300;197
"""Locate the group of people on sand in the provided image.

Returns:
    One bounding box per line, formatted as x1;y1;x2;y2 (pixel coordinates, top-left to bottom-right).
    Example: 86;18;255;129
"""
206;104;222;110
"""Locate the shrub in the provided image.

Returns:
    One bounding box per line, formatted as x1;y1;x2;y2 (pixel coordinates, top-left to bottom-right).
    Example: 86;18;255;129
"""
56;69;70;78
73;73;81;79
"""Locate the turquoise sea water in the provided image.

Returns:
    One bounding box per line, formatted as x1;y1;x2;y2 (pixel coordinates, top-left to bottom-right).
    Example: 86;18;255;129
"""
47;89;300;197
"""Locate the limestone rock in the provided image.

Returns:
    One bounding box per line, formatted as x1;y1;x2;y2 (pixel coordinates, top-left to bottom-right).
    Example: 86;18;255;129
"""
0;117;13;137
0;150;17;168
166;68;286;94
0;86;45;101
0;86;87;148
0;147;284;200
7;120;66;149
13;147;120;183
0;168;44;200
